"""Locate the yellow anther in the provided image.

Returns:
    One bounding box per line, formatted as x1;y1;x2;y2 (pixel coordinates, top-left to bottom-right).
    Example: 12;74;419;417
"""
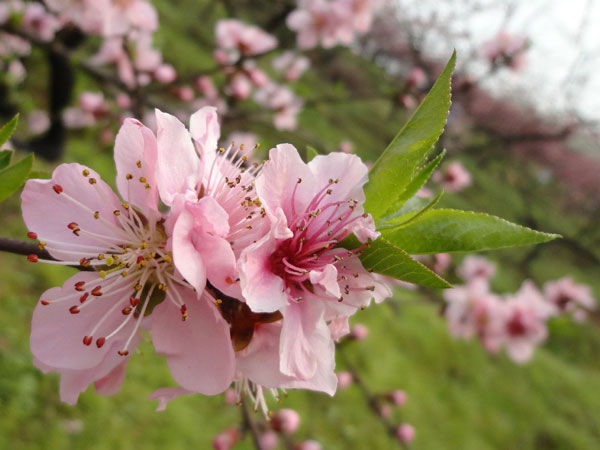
163;255;172;263
240;144;245;150
215;299;223;305
122;203;129;209
93;211;100;219
105;256;115;266
38;241;46;250
126;173;133;180
219;147;225;153
88;178;97;184
139;242;148;249
144;184;150;190
99;271;107;279
134;284;142;291
121;271;128;277
97;254;105;260
139;176;147;183
82;169;90;177
113;210;120;216
136;160;142;168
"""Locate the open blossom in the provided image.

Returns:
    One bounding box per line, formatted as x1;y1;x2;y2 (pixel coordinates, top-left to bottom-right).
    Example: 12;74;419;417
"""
444;278;505;353
238;144;390;392
502;281;555;363
433;161;472;192
22;116;235;403
63;92;110;128
272;51;310;81
22;2;59;42
215;19;277;64
254;83;304;130
543;277;596;320
457;255;496;282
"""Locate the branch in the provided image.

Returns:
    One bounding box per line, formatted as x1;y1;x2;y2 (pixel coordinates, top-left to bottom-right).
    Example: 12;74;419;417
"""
0;237;92;271
240;396;264;450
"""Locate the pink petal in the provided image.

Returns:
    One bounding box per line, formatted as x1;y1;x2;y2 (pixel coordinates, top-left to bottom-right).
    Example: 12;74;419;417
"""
21;163;122;260
30;271;138;370
309;264;341;298
255;144;315;220
190;106;220;171
148;387;193;411
155;109;200;205
114;118;159;213
239;234;288;312
151;289;235;395
94;359;129;397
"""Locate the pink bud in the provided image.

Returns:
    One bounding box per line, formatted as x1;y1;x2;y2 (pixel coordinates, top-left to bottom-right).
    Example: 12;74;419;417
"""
350;323;369;340
115;93;132;109
259;430;278;450
271;408;300;434
395;424;415;444
213;49;230;65
154;63;177;84
224;388;237;405
339;140;354;153
336;371;353;389
212;428;238;450
378;404;392;418
175;86;195;102
295;440;322;450
388;389;407;406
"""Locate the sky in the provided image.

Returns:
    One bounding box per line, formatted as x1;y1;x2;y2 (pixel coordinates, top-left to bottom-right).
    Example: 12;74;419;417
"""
396;0;600;124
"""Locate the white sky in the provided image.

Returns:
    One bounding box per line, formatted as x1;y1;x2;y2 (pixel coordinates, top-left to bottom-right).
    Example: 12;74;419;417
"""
396;0;600;124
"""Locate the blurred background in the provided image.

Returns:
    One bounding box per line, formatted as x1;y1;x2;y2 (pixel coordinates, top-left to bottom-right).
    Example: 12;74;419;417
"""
0;0;599;448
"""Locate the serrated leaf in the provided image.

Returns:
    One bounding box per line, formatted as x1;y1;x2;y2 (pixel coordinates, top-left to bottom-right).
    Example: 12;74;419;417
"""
381;208;560;254
380;150;445;222
0;150;13;170
343;235;451;289
305;145;319;162
0;114;19;148
0;153;34;202
364;52;455;221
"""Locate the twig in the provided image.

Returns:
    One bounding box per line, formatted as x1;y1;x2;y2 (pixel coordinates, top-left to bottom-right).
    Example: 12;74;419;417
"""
0;237;92;271
240;396;264;450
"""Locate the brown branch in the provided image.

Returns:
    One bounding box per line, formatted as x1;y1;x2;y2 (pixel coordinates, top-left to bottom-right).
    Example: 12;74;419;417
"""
240;396;265;450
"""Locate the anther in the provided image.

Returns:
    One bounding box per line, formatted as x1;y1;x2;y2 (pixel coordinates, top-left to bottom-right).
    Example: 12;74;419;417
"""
69;305;80;314
75;281;85;291
136;256;144;265
122;307;132;315
366;286;375;291
96;337;106;348
113;210;120;216
38;242;46;250
88;178;97;184
126;173;133;180
297;178;302;184
134;284;142;291
122;203;129;209
91;286;102;296
83;336;93;346
136;160;142;168
82;169;90;177
129;297;140;307
93;211;100;219
40;300;50;305
53;184;63;194
27;254;38;263
27;232;37;239
117;350;129;356
180;305;188;321
138;177;147;183
79;293;89;303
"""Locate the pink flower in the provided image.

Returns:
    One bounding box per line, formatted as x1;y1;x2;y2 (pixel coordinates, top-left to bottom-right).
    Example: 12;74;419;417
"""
28;110;50;135
22;3;59;42
102;0;158;37
271;408;301;433
433;161;472;192
287;0;348;50
502;281;554;363
238;145;390;387
215;19;277;63
22;117;235;403
396;423;416;444
272;51;310;81
259;431;278;450
444;279;505;353
457;255;496;282
254;83;304;130
339;140;354;154
481;30;528;71
296;440;322;450
543;277;596;320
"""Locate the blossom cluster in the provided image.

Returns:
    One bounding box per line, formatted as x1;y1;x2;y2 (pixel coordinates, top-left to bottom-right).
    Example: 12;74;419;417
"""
287;0;383;49
444;256;596;363
22;106;390;409
480;30;528;71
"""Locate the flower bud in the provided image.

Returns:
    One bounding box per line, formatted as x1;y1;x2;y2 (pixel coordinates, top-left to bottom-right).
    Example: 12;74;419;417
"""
271;408;300;434
350;323;369;340
387;389;407;406
213;428;238;450
395;424;415;444
336;371;353;389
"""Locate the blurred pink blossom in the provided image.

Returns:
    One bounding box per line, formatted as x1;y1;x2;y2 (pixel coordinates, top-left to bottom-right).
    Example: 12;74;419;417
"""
337;371;354;388
272;51;310;81
396;423;416;444
544;277;596;321
271;408;301;434
434;161;472;192
457;255;496;282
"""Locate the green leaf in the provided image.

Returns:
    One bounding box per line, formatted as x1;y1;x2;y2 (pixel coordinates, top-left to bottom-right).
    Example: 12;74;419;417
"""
0;150;13;170
379;190;443;230
27;170;51;180
305;145;319;162
0;114;19;149
379;150;445;222
364;52;455;221
342;235;451;289
381;208;560;254
0;153;34;202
